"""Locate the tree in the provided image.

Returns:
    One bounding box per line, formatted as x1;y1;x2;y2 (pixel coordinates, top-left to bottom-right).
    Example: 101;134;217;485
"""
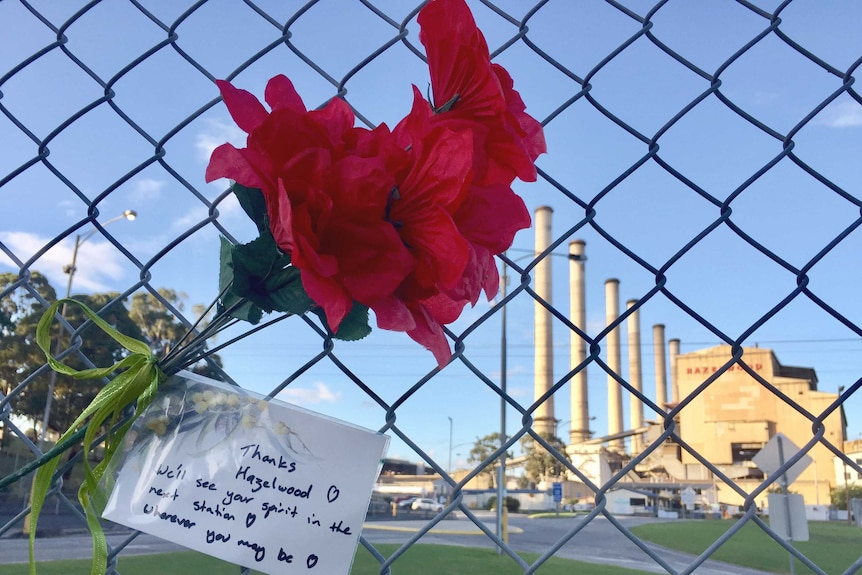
0;272;57;387
485;495;520;512
521;432;568;485
468;432;512;489
1;276;223;435
129;289;192;358
831;484;862;510
0;272;57;446
10;290;144;434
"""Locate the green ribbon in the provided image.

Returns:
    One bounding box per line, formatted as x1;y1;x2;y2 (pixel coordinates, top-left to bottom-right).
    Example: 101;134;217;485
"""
30;298;165;575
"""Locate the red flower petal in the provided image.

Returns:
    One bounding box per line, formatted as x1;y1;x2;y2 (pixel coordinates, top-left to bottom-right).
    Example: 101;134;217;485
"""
264;74;307;113
418;0;503;116
300;269;353;332
493;64;547;162
215;79;269;134
369;295;416;332
406;302;453;368
453;183;531;254
266;179;295;253
417;0;546;186
205;143;274;193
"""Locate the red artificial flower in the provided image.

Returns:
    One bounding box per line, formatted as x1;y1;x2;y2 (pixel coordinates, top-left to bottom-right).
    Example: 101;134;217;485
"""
385;86;531;364
206;75;414;333
205;0;544;369
390;87;473;294
448;182;530;302
418;0;547;185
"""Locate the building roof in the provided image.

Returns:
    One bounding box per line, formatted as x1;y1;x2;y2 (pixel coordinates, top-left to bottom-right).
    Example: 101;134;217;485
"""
775;363;818;389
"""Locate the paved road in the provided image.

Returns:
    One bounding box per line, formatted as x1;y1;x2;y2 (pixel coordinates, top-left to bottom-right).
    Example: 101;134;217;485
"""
363;513;776;575
2;512;776;574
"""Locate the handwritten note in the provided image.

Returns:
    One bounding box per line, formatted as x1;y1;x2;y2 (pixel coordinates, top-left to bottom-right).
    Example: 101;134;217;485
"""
102;371;389;575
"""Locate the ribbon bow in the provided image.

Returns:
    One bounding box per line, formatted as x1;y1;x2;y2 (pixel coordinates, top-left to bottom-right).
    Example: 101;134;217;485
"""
30;298;165;575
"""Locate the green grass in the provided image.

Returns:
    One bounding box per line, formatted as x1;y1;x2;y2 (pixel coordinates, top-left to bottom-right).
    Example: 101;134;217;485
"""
631;519;862;574
8;543;656;575
526;511;580;519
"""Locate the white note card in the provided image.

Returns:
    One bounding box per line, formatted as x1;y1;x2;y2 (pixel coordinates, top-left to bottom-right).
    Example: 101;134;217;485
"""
102;371;389;575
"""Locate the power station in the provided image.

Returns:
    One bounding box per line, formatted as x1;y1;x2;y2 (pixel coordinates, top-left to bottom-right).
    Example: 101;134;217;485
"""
532;207;847;512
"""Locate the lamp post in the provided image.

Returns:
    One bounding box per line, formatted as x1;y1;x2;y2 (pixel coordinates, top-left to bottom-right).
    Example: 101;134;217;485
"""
496;259;509;553
496;251;542;550
496;248;583;552
448;417;453;475
39;210;137;444
24;210;137;536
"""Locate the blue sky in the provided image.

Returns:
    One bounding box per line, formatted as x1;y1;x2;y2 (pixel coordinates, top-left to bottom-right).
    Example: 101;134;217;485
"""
1;0;861;469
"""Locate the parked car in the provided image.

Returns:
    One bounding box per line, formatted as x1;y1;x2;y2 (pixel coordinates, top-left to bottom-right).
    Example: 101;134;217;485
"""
411;498;443;512
396;497;417;508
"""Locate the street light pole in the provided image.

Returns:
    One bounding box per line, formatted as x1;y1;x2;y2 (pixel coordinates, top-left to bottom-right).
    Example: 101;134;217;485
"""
496;259;508;553
494;248;580;551
24;210;137;536
448;417;453;475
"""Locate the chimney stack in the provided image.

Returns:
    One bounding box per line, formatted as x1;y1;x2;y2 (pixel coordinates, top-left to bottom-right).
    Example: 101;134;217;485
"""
569;240;589;444
626;300;643;453
605;279;624;451
669;338;681;405
533;206;555;437
653;324;668;410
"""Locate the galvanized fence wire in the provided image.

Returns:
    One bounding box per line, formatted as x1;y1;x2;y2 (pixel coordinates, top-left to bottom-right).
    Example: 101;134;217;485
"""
0;0;861;573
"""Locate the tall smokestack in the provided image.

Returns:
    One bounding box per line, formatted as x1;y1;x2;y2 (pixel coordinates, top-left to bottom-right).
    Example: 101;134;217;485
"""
626;300;643;454
569;240;588;444
605;279;623;452
534;206;555;437
653;324;668;410
669;338;681;405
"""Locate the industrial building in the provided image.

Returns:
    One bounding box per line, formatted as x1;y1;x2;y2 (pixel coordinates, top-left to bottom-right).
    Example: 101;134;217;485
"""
532;207;848;513
371;208;852;515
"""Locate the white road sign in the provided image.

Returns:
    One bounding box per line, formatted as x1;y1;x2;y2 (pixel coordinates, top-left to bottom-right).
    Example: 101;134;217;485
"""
752;433;812;487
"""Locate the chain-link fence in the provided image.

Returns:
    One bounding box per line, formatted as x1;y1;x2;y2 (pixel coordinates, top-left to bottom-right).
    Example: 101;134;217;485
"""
2;1;861;573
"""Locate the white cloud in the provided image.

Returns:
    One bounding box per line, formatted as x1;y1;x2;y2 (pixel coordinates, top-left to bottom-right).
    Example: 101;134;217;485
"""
133;178;166;201
277;382;343;405
195;119;246;163
171;204;212;232
508;385;532;398
820;99;862;128
57;200;79;217
170;194;243;233
751;91;780;106
0;231;128;293
487;363;527;381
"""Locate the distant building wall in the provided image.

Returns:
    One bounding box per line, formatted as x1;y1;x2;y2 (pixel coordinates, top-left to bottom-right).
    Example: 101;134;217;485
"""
834;440;862;489
676;345;842;507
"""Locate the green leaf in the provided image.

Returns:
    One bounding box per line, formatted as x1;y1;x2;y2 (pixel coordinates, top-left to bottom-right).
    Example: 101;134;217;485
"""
264;266;314;316
232;182;269;234
226;232;313;317
32;298;165;575
218;236;264;324
232;232;283;281
218;236;235;295
316;302;372;341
